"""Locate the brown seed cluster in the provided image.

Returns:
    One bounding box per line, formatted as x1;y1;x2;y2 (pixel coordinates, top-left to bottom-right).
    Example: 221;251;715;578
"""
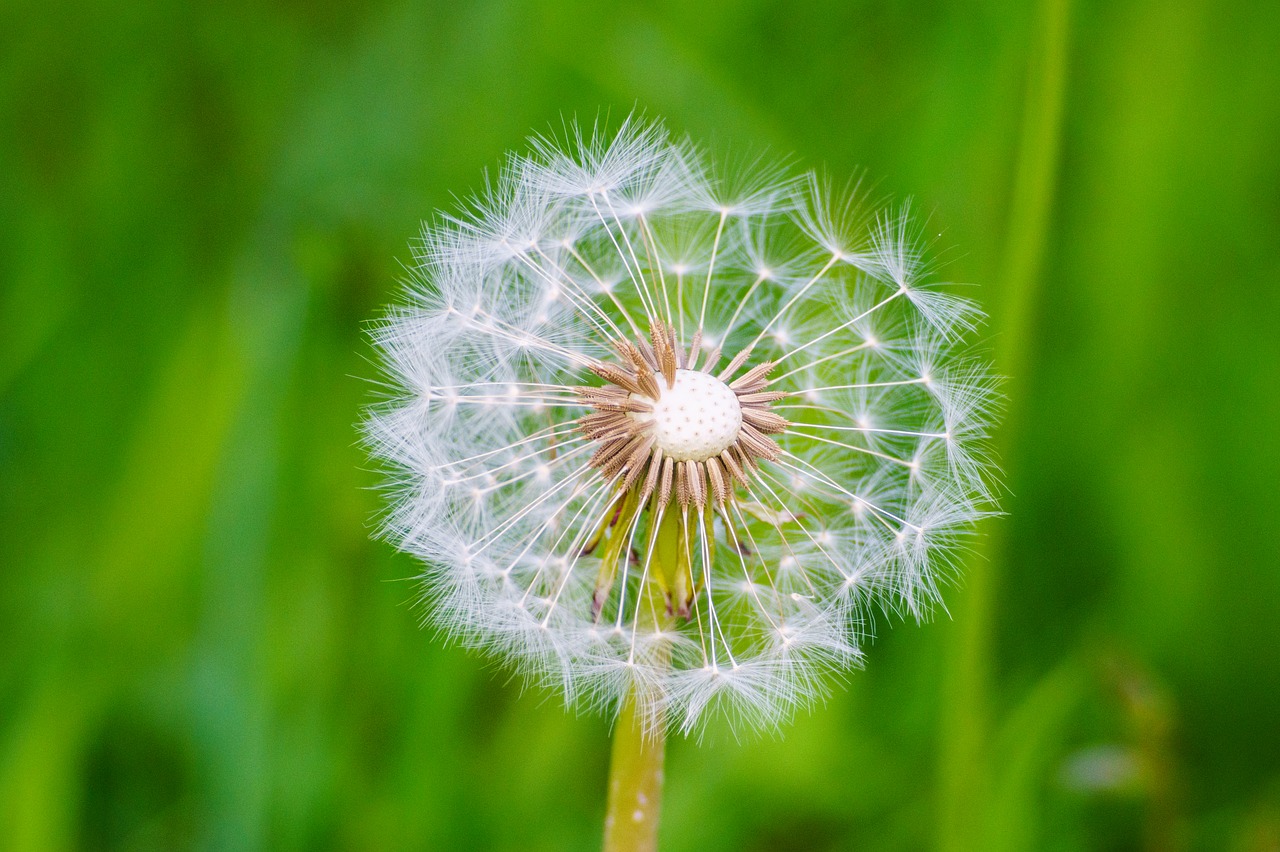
575;318;789;511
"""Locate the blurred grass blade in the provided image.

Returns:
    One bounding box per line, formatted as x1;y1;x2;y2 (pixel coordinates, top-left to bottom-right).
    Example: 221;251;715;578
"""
936;0;1072;849
985;662;1085;852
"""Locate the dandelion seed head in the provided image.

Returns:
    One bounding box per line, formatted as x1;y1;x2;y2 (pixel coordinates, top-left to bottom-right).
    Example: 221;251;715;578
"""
364;115;1000;735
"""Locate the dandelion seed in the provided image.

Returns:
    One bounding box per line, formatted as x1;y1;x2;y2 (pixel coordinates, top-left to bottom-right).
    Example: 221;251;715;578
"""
365;116;999;739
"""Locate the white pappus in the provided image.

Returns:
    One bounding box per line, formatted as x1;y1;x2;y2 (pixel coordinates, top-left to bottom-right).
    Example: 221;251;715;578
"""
365;116;1000;736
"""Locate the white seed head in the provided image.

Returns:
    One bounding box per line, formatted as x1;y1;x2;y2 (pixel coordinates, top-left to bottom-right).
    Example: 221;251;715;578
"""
364;115;1000;736
629;370;742;462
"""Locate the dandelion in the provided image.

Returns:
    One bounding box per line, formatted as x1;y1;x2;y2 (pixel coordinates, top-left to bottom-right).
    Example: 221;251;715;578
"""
365;116;998;851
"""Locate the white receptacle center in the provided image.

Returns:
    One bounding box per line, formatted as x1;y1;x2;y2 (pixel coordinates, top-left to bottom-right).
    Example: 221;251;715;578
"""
630;369;742;462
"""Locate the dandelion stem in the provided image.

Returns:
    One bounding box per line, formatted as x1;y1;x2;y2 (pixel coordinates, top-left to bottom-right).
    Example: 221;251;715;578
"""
605;512;676;852
602;688;666;852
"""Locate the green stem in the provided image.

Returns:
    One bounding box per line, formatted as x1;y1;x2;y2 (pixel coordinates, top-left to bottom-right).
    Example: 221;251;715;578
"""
602;690;666;852
603;504;680;852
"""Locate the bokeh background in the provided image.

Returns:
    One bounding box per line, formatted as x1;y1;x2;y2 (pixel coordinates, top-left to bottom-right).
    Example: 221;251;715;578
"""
3;0;1279;849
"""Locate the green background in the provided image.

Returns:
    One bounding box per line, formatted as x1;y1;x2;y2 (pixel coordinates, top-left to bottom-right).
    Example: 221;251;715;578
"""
3;0;1279;849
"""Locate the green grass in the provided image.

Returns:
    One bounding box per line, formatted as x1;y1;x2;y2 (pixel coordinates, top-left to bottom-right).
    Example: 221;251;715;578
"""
3;0;1279;849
